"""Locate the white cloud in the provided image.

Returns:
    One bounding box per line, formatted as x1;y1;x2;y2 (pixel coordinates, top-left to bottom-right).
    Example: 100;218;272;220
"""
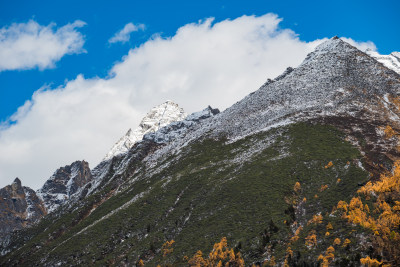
340;37;377;52
0;13;376;189
108;22;145;44
0;20;86;71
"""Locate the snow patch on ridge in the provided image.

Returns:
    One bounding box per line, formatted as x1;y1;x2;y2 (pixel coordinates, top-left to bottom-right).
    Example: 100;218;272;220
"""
367;49;400;74
103;100;187;160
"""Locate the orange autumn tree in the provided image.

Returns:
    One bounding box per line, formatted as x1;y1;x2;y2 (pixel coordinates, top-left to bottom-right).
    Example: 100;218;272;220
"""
324;161;334;169
162;240;175;257
360;256;382;267
336;159;400;265
294;182;301;193
305;231;317;248
317;246;335;267
307;214;323;225
319;185;328;192
187;237;245;267
384;125;397;138
333;238;341;246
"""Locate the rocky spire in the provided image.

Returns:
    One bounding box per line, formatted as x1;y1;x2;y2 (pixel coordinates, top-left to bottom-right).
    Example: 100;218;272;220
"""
37;160;93;213
10;178;23;194
0;178;46;241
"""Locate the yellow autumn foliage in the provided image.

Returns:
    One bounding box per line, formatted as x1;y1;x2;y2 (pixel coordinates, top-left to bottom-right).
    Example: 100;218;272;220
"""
305;231;317;247
319;185;329;192
342;238;351;247
337;159;400;265
318;246;335;267
294;182;301;193
325;161;334;169
360;256;382;267
187;237;245;267
384;125;397;138
162;240;175;257
308;214;323;225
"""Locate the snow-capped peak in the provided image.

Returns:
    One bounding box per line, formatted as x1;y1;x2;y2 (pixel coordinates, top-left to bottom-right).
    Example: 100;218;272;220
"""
366;49;400;74
103;101;187;160
301;37;358;65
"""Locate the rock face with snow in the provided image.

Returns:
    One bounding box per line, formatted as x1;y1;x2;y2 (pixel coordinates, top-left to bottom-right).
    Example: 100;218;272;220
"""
103;101;187;160
0;161;92;243
367;49;400;74
79;105;219;199
143;106;220;144
37;160;92;213
0;178;46;241
202;37;400;141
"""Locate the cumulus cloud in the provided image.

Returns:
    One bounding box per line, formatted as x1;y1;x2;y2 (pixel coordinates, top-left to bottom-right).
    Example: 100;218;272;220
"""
341;37;377;52
0;13;376;189
108;22;145;44
0;20;86;71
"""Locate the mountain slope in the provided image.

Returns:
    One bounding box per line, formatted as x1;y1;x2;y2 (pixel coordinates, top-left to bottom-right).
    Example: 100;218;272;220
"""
0;101;188;241
203;37;400;140
1;123;368;266
1;37;400;266
145;37;400;176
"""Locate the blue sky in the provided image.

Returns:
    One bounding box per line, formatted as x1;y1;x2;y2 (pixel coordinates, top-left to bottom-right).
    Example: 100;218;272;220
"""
1;0;399;122
0;0;399;188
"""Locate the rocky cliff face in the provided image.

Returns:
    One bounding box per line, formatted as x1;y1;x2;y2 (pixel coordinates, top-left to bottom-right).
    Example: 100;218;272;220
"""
0;178;46;244
37;160;92;213
0;161;92;247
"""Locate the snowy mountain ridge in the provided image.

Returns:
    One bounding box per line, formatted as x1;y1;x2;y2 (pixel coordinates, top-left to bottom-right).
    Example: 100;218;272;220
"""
143;105;220;144
84;36;400;203
142;37;400;169
80;104;220;199
103;100;187;161
367;49;400;74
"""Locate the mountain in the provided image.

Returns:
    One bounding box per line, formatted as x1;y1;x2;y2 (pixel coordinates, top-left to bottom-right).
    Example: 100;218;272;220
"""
0;178;46;251
0;101;213;242
103;101;187;161
37;160;92;213
1;37;400;266
143;105;220;144
367;49;400;74
0;160;91;245
77;105;219;200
